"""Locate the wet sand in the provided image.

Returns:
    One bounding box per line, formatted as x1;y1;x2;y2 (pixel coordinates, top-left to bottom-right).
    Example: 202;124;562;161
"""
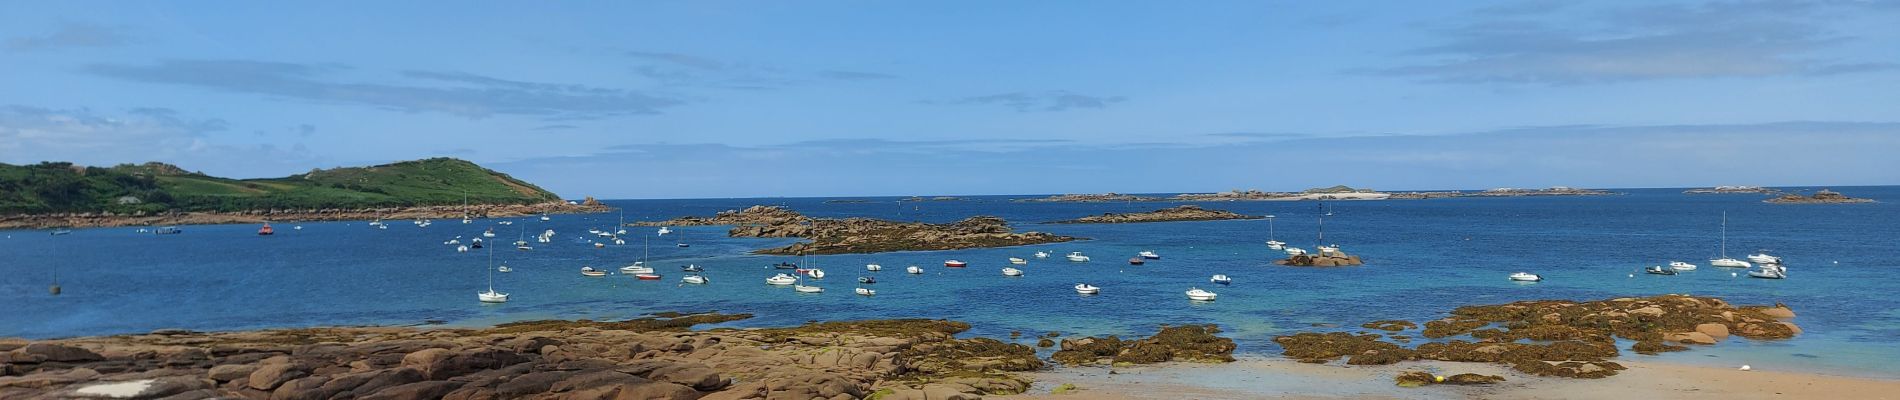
996;356;1900;399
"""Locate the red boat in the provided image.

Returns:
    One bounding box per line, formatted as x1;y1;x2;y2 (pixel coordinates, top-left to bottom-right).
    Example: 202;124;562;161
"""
944;260;967;268
1128;257;1145;265
635;273;662;280
257;223;274;236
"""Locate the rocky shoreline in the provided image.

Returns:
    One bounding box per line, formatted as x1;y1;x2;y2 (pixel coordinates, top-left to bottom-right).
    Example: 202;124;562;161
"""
1273;295;1799;380
0;315;1233;400
1765;189;1874;204
0;201;610;230
1048;205;1260;224
632;206;1078;255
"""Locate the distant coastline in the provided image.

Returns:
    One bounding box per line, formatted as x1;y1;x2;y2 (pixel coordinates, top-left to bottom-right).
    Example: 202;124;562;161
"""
1018;186;1613;203
0;201;608;230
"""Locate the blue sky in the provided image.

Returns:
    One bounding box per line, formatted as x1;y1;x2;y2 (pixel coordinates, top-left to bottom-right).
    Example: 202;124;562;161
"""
2;1;1897;198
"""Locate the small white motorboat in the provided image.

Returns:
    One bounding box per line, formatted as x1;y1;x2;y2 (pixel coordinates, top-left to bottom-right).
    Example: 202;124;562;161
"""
478;289;509;303
621;263;653;274
581;267;607;277
1002;267;1024;277
456;245;470;253
855;287;875;296
1008;257;1027;265
447;238;462;245
1066;252;1090;262
1748;253;1782;265
1265;240;1286;250
805;269;826;279
1669;261;1697;271
1210;274;1232;284
906;266;924;274
1138;251;1160;260
1710;258;1752;268
866;264;883;271
1035;251;1051;259
681;275;708;284
540;214;551;221
482;229;496;238
767;273;799;285
1284;247;1307;256
1508;272;1542;282
1186;287;1218;301
613;238;626;245
794;284;824;293
1074;283;1100;294
497;266;512;273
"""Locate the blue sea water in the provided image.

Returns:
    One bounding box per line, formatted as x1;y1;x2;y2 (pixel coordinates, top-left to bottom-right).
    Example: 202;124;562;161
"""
3;187;1897;378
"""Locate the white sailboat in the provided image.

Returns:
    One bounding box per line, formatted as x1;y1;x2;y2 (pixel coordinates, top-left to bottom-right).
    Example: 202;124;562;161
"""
1710;212;1752;268
793;275;824;293
1264;214;1285;250
620;262;654;274
478;245;509;303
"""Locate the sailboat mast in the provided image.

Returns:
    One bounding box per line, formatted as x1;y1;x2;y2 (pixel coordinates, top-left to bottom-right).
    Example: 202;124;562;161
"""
1720;211;1728;258
486;242;496;291
1316;203;1325;246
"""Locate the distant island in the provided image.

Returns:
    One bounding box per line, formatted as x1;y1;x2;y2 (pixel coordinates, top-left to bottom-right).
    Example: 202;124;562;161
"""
0;158;604;229
633;205;1076;254
1765;189;1875;204
1019;185;1612;202
1685;185;1781;195
1050;205;1261;224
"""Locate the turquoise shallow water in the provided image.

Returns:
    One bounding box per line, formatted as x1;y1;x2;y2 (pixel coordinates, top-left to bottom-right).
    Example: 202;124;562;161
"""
2;187;1896;378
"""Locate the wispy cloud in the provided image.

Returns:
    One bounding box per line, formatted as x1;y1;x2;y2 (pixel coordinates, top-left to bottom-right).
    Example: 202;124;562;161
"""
0;105;320;175
1369;1;1900;84
622;50;897;90
83;60;685;119
930;91;1127;112
4;22;134;52
817;70;898;80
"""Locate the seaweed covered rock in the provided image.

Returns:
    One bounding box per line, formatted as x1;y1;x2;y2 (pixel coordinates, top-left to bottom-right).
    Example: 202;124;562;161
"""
1362;320;1417;331
1051;325;1235;366
1394;371;1506;387
1272;332;1413;365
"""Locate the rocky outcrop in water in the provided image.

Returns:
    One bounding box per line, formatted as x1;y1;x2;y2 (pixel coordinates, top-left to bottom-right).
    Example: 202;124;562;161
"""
1765;189;1874;204
1049;205;1261;224
1276;250;1364;267
0;314;1043;400
633;206;1078;255
1685;186;1780;195
1273;295;1801;379
0;201;607;230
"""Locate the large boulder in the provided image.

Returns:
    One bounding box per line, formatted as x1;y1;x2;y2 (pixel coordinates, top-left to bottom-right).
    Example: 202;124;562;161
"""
1695;323;1730;340
247;363;310;391
359;380;464;400
21;343;104;362
207;364;259;382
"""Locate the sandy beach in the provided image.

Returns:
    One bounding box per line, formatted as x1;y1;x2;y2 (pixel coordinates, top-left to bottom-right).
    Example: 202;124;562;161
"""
996;356;1900;400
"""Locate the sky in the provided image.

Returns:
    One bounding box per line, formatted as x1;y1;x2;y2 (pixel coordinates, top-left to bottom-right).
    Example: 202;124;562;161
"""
2;1;1897;198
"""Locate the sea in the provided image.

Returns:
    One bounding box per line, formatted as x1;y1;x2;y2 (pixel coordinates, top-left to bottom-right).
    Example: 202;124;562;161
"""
3;187;1897;378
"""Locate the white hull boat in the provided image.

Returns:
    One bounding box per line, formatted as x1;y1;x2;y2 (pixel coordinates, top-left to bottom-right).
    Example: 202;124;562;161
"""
478;290;509;303
1186;288;1218;301
681;275;708;284
1008;257;1027;265
855;288;875;296
1266;240;1286;250
1748;265;1787;279
1317;245;1340;254
581;267;607;277
1066;252;1090;262
1034;252;1050;259
794;284;824;293
1508;272;1542;282
1138;251;1160;260
1074;284;1100;295
1210;274;1231;284
766;274;799;285
497;266;512;273
1748;253;1782;264
907;266;924;274
1284;247;1307;256
805;269;826;279
866;264;883;271
1711;258;1751;268
1002;267;1023;276
621;263;654;274
1669;261;1697;271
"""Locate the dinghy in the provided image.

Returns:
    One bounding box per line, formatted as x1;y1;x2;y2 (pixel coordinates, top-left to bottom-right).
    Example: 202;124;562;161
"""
1074;283;1100;294
1508;272;1542;282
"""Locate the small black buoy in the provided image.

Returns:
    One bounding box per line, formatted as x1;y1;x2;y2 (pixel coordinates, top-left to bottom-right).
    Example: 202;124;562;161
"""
49;284;61;296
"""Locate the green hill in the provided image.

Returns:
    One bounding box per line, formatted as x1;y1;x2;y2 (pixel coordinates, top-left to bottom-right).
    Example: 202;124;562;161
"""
0;158;563;215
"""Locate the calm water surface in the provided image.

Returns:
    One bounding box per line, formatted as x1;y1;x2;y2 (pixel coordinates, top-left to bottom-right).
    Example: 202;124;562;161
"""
3;187;1896;377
